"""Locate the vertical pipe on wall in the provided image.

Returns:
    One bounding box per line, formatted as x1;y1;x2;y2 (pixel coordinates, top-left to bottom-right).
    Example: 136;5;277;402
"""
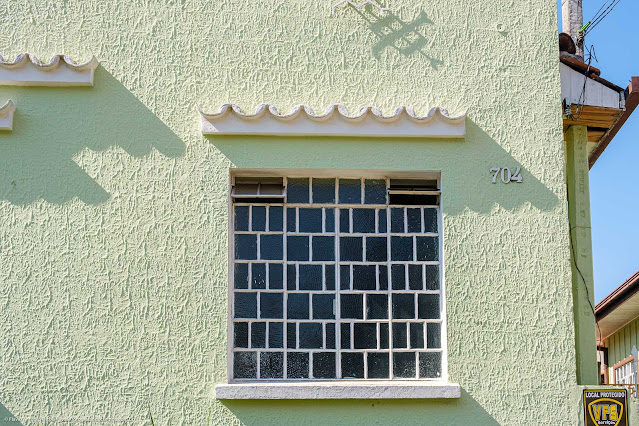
561;0;584;58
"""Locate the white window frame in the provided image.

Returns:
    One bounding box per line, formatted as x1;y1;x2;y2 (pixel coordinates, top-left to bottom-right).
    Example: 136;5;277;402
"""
217;169;460;399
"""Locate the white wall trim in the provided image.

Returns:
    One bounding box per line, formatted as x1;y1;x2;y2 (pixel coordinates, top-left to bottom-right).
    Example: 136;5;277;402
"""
198;104;466;138
0;54;98;87
0;100;16;131
215;381;461;399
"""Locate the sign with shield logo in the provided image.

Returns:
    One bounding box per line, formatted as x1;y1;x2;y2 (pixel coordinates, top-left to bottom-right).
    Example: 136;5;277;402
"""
583;389;628;426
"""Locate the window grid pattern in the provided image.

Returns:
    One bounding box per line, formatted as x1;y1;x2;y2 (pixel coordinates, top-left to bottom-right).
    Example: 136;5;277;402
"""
232;177;443;381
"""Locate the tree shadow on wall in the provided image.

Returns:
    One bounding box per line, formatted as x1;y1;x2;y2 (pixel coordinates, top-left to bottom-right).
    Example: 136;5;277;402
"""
0;68;185;205
352;6;442;67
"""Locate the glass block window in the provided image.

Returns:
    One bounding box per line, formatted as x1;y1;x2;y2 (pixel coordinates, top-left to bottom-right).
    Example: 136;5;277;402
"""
231;176;444;381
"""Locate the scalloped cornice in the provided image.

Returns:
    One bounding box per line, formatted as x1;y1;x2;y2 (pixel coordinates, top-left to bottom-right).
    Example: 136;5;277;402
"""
0;54;98;87
0;100;16;131
198;104;466;138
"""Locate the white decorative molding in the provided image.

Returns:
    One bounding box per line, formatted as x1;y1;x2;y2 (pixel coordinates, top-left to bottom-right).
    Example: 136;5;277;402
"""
216;381;461;399
0;100;16;131
0;54;98;87
198;104;466;138
331;0;390;16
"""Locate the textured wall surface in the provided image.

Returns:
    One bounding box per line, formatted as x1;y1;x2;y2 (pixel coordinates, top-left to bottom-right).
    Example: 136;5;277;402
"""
0;0;582;424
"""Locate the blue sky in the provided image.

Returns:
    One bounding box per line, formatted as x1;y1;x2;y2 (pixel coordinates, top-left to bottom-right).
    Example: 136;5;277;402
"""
558;1;639;301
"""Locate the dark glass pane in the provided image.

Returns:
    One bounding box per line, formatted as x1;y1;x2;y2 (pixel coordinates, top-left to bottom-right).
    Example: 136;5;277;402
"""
234;206;249;231
341;294;363;319
234;263;249;289
352;209;375;233
367;294;388;319
312;236;335;261
233;352;257;379
287;207;296;232
326;323;336;349
427;323;441;349
339;179;361;204
269;206;283;232
339;209;350;233
392;323;407;348
251;322;266;348
419;352;442;378
353;323;377;349
287;352;310;379
287;178;310;204
287;322;297;349
288;293;310;319
392;264;406;290
299;208;322;233
260;352;283;379
391;236;413;261
368;353;390;379
423;208;438;233
260;234;283;260
312;178;336;204
366;237;387;262
235;234;257;260
391;208;404;233
378;265;388;290
364;179;387;204
251;263;266;289
341;352;364;378
234;322;249;348
235;292;257;318
340;265;350;290
313;352;336;379
416;236;439;261
418;294;440;319
410;323;425;349
340;237;363;261
393;352;416;378
325;208;335;233
269;322;283;348
408;264;423;290
392;293;415;319
352;265;376;290
378;209;387;233
341;323;351;349
287;236;309;261
269;263;283;289
260;292;283;319
380;323;389;349
287;264;297;290
313;294;335;319
299;323;323;349
325;264;335;290
299;264;323;291
252;206;266;231
425;265;440;290
406;208;421;233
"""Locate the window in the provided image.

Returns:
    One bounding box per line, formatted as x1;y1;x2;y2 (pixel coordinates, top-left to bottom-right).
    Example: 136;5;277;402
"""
230;175;445;381
615;357;637;385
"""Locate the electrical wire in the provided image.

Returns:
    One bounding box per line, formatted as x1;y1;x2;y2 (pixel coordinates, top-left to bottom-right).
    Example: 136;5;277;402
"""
571;44;597;121
583;0;621;36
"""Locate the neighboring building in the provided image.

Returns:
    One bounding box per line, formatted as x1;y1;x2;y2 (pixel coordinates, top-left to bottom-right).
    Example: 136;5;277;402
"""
596;271;639;392
0;1;636;425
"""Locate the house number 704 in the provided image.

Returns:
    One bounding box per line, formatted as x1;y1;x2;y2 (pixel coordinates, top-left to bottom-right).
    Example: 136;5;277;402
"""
490;167;522;184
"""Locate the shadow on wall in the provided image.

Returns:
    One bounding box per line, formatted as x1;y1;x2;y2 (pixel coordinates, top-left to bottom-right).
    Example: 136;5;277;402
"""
351;4;442;67
0;401;23;425
221;389;499;425
0;67;185;205
206;120;561;215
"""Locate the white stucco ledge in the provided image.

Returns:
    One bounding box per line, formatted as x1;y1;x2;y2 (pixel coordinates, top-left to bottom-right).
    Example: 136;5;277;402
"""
197;104;467;138
215;381;461;399
0;100;16;131
0;54;98;87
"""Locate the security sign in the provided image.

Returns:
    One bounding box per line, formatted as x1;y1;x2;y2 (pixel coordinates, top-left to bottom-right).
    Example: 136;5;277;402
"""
584;389;628;426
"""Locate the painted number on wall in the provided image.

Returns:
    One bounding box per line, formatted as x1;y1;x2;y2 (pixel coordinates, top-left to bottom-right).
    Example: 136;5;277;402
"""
490;167;522;184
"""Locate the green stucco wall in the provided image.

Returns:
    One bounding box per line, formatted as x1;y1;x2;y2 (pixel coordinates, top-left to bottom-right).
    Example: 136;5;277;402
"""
0;0;584;424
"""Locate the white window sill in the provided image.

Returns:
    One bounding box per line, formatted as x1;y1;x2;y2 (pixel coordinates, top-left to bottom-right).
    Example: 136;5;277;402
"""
215;381;461;400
